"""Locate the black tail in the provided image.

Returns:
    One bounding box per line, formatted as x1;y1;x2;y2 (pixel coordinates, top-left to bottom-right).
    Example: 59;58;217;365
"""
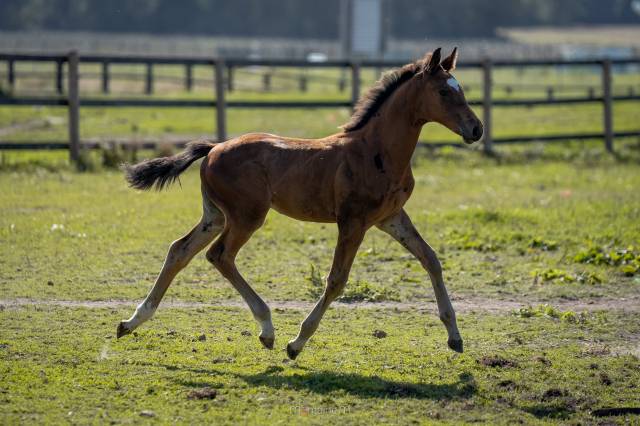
124;140;216;191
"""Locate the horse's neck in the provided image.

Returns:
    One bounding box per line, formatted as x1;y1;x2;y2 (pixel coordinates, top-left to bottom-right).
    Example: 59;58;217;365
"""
364;84;422;176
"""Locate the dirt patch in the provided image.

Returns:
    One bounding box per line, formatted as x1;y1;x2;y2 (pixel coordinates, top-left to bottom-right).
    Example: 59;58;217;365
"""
372;329;387;338
542;388;569;400
496;379;517;390
599;372;612;385
0;296;638;313
610;335;640;358
479;356;518;368
581;344;611;357
187;387;217;400
591;407;640;417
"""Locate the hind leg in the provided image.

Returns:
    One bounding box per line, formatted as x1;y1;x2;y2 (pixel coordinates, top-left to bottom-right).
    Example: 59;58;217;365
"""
117;195;224;338
206;212;274;349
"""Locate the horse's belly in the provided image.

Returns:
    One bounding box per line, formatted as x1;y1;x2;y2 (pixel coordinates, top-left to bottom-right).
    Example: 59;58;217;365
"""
271;193;337;223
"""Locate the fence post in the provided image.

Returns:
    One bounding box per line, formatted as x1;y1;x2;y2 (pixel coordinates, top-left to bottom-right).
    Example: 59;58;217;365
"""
185;63;193;92
56;60;64;94
145;62;153;94
102;61;110;94
7;59;15;90
67;51;80;164
214;60;227;142
350;61;360;110
601;59;614;153
227;64;234;92
546;87;554;101
262;72;271;92
482;59;493;154
299;75;307;92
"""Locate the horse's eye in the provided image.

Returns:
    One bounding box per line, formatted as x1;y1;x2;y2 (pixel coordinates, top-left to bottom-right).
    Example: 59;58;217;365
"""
439;89;449;97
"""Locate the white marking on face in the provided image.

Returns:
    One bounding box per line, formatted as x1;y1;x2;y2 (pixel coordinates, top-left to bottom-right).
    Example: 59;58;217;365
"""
447;77;461;92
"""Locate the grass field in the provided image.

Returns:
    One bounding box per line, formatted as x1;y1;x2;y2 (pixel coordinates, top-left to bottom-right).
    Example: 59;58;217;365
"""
1;101;639;145
1;59;640;423
1;63;639;145
1;144;640;424
1;149;639;303
2;306;639;424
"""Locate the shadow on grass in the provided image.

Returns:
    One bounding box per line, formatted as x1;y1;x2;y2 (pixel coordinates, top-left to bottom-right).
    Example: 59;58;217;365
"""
521;403;575;420
141;361;476;400
235;368;477;399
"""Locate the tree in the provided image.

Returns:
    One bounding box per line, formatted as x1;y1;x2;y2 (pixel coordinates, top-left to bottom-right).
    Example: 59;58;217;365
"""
0;0;638;39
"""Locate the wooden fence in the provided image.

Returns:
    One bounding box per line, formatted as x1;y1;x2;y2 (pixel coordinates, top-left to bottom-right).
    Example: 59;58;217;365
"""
1;51;640;163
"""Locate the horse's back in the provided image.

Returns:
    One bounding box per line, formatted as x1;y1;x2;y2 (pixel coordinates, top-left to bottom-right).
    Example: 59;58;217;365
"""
201;132;343;222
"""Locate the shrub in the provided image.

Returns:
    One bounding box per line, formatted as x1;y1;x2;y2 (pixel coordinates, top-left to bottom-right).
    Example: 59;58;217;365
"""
574;245;640;276
100;144;128;169
307;263;399;302
513;305;589;323
529;237;558;251
447;230;499;252
339;280;399;303
75;150;98;172
532;268;575;283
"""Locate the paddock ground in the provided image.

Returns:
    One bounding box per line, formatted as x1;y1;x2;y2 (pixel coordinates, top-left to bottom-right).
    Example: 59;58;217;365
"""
1;145;639;424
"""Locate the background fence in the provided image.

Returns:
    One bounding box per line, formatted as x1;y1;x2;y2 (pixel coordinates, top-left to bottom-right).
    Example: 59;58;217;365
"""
1;51;640;163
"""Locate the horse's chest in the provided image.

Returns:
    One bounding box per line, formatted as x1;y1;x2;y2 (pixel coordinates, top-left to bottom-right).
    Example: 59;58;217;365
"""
375;181;412;212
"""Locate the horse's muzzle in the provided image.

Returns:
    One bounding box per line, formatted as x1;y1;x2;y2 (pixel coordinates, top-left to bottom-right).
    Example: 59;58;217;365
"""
462;120;483;144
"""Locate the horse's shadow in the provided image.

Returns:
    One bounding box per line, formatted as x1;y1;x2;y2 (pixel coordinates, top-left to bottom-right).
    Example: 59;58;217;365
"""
240;367;476;400
170;363;476;400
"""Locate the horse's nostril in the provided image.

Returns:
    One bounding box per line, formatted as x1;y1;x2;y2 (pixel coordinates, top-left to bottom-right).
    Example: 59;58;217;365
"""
472;125;481;139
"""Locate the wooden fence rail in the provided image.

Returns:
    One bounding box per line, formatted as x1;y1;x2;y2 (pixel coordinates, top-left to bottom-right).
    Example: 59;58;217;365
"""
67;51;79;163
1;51;640;163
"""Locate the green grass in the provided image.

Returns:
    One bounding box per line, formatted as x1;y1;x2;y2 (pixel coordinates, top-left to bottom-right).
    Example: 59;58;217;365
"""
1;101;639;144
1;64;640;424
1;64;639;144
1;305;638;424
1;149;639;424
1;147;639;304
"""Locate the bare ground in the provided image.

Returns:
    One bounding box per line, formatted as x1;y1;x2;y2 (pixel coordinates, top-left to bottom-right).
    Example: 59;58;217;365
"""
1;295;638;313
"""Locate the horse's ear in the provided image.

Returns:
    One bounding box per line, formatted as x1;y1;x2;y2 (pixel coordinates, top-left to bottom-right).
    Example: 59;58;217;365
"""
441;47;458;72
423;48;442;75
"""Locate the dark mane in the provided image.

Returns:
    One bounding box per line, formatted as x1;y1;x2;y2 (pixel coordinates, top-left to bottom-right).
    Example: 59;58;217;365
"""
341;57;426;132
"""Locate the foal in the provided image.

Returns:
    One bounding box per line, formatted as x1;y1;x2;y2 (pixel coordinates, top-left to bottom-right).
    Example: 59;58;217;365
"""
117;48;483;360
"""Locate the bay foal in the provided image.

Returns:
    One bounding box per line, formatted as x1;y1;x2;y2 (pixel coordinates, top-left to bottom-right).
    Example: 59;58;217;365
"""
117;48;483;359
